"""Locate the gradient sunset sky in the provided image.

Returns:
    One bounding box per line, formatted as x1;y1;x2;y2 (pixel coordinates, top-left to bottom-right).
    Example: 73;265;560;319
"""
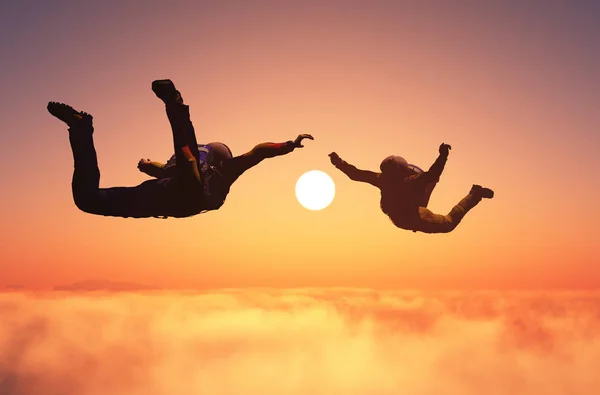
1;1;598;291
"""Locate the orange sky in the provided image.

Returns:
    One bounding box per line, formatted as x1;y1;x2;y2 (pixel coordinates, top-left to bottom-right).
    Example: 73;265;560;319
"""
1;1;599;290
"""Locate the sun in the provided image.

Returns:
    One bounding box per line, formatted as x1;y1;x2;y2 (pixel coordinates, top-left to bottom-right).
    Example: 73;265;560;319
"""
295;170;336;211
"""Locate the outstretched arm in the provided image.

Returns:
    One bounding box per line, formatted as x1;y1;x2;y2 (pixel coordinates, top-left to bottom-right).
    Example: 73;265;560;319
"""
421;143;451;183
329;152;380;187
223;134;314;182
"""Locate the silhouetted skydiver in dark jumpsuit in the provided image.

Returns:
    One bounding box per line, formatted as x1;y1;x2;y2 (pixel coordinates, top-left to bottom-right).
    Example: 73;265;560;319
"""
329;144;494;233
48;79;313;219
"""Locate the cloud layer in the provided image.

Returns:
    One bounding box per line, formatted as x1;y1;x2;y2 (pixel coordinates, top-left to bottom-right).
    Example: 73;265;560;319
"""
1;289;598;395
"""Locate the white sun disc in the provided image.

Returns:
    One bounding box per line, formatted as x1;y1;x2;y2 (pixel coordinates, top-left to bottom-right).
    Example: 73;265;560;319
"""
295;170;336;211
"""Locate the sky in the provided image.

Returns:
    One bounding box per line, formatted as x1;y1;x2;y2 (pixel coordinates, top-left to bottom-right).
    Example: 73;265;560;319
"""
1;0;599;290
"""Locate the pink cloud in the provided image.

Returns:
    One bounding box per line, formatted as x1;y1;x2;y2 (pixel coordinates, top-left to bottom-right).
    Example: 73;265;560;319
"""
0;289;598;395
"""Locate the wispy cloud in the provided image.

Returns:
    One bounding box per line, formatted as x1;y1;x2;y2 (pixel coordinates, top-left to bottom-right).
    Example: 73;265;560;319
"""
0;289;598;395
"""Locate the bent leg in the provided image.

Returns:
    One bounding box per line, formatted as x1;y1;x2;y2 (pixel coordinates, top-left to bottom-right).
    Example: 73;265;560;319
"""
414;191;482;234
163;104;203;197
79;180;183;218
152;80;201;179
68;117;102;213
413;207;455;234
49;102;185;218
68;117;177;218
165;104;198;160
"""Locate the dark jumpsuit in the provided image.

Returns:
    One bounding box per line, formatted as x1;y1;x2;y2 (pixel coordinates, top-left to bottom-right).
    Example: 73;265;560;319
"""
333;153;484;233
67;102;297;219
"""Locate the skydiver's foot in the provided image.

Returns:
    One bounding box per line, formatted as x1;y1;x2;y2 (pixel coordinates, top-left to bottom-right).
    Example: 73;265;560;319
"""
471;184;494;199
47;102;81;126
47;102;93;129
151;79;183;104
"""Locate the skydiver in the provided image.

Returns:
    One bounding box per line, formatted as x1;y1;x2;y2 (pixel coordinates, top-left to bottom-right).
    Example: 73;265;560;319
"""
328;143;494;233
47;79;313;219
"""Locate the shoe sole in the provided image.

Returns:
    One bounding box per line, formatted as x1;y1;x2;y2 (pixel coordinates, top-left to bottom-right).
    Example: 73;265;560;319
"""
47;102;83;125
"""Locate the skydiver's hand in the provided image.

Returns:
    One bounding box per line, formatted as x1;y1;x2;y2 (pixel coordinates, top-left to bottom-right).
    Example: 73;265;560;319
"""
137;158;152;173
294;134;314;148
329;152;343;167
439;143;452;157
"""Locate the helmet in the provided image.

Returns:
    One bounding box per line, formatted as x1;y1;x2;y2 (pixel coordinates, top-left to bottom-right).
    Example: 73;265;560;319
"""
380;155;409;174
205;142;233;169
200;143;233;209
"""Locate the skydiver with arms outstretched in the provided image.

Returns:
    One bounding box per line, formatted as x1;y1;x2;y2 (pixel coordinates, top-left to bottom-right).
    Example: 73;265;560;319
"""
48;79;313;219
329;143;494;233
